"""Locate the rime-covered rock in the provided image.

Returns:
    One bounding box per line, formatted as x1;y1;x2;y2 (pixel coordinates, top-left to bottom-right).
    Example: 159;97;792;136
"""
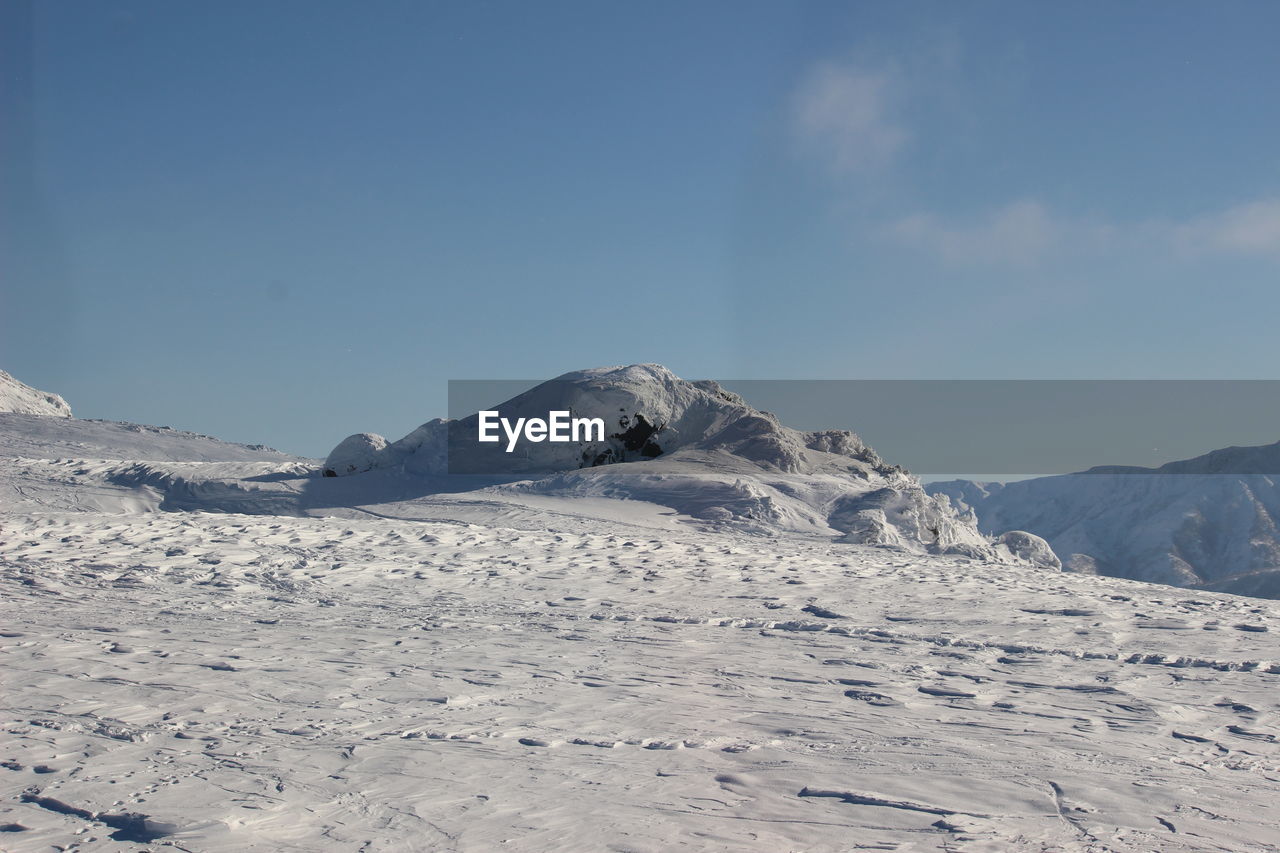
995;530;1061;569
323;433;389;477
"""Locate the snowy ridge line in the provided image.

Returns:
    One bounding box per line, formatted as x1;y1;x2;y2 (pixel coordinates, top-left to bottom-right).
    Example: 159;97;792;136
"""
0;370;71;418
0;416;300;463
587;609;1280;674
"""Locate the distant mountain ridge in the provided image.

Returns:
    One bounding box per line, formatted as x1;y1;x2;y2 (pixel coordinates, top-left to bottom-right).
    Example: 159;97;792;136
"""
928;439;1280;598
1082;439;1280;476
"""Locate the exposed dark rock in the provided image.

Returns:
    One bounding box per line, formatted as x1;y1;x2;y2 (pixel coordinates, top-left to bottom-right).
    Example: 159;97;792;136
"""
611;413;664;455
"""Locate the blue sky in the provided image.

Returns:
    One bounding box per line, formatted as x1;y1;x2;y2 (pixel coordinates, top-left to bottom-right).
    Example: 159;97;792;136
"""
3;1;1279;457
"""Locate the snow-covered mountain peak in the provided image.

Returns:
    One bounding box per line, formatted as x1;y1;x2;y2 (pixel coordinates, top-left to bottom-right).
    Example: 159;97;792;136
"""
322;365;1057;565
544;363;747;408
553;363;686;386
0;369;72;417
326;363;868;478
463;364;792;470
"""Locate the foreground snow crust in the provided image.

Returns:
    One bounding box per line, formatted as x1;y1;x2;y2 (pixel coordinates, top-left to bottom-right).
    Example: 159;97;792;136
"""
3;507;1279;852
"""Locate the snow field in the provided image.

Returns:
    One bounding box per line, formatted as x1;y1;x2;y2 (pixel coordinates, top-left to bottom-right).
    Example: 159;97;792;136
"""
2;510;1278;852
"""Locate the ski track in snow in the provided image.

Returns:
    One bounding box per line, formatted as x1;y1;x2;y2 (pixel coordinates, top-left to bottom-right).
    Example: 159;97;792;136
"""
2;510;1279;852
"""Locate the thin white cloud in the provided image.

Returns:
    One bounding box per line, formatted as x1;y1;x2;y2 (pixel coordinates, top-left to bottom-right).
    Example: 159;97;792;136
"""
1172;199;1280;257
792;58;1280;266
883;200;1061;266
882;198;1280;267
792;63;906;175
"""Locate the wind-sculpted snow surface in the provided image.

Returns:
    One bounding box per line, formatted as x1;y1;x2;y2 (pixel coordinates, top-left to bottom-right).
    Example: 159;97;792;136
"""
320;365;1052;563
930;440;1280;597
0;370;71;417
1;510;1278;851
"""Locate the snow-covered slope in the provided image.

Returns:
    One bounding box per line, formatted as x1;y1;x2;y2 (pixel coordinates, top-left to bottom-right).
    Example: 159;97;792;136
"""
0;368;308;515
0;412;309;514
2;509;1278;852
323;365;1056;564
0;370;71;417
0;413;300;464
929;440;1280;597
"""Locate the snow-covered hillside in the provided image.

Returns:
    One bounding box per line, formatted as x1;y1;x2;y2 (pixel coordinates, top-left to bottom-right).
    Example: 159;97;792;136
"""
929;441;1280;598
0;370;71;417
0;390;306;515
0;413;300;464
321;365;1056;565
0;365;1055;566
